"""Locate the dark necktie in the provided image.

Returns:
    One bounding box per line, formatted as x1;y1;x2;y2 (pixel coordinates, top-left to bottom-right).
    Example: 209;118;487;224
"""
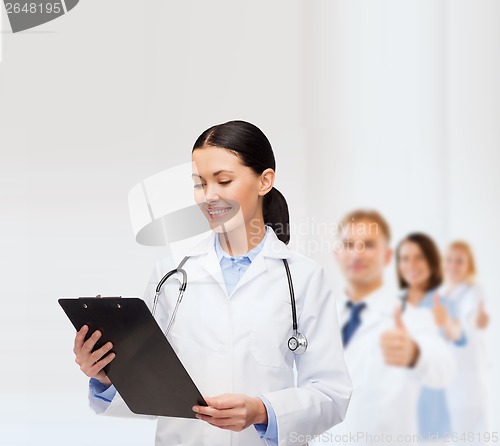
342;301;366;347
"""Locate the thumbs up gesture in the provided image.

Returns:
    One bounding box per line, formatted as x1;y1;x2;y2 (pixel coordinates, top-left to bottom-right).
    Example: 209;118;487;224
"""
380;307;420;367
432;293;448;328
476;300;490;329
433;293;464;341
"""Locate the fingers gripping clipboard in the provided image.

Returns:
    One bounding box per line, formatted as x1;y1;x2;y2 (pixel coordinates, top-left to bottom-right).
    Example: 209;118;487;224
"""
59;297;207;419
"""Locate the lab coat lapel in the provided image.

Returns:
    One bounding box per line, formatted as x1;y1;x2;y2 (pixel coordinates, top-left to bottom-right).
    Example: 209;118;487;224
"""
340;287;396;346
352;308;381;340
183;227;291;298
229;252;267;296
198;248;228;296
339;296;380;347
354;294;398;341
230;228;291;297
184;232;227;296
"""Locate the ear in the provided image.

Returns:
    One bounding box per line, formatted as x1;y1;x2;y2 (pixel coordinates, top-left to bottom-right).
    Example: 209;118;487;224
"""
258;168;275;196
384;247;393;266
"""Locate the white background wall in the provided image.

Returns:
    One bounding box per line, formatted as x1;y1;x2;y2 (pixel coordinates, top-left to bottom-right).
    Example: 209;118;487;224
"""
0;1;498;445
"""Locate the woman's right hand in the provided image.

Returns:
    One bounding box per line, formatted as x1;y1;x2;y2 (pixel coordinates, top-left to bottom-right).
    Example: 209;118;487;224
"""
432;293;449;328
476;301;490;329
73;325;115;387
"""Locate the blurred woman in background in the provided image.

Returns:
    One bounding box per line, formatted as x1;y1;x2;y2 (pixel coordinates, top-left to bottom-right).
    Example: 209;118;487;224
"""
440;241;490;441
396;233;464;442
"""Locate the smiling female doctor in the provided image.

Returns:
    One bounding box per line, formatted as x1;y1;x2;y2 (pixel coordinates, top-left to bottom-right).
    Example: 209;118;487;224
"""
73;120;352;446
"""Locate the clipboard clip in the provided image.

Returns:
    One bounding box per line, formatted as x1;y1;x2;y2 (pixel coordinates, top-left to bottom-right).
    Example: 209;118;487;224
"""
79;295;123;299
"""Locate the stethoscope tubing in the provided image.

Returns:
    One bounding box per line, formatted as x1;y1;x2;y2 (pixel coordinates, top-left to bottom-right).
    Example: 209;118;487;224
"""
152;255;307;353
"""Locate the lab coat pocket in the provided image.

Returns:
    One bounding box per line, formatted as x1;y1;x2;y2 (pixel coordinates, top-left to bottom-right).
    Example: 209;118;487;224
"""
249;299;293;369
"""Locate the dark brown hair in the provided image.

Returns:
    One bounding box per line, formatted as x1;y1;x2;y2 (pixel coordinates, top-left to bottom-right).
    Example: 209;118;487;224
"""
396;233;443;290
193;120;290;244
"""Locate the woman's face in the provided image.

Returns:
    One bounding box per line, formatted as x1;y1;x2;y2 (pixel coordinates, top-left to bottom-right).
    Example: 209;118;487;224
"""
444;248;470;284
398;241;432;289
192;146;267;234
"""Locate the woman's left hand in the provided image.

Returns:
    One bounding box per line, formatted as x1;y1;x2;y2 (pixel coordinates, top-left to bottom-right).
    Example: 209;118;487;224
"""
192;394;268;432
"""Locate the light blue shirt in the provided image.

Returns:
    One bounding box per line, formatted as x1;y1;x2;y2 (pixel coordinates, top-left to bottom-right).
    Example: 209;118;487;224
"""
214;226;268;295
415;288;466;439
89;226;278;444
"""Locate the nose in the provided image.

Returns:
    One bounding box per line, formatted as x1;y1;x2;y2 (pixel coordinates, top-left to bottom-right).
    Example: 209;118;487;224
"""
204;183;220;203
409;258;419;269
351;248;363;258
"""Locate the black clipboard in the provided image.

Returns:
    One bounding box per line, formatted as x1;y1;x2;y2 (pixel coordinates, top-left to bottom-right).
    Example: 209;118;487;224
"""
59;297;207;419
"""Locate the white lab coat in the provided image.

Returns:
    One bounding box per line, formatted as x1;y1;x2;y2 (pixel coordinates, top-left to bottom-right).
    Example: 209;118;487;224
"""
313;287;456;446
439;283;491;438
101;228;352;446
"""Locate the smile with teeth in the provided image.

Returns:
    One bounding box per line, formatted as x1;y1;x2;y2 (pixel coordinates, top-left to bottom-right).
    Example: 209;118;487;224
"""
207;207;232;218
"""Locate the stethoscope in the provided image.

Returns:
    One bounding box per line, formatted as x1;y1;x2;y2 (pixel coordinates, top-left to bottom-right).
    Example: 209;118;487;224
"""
151;256;308;355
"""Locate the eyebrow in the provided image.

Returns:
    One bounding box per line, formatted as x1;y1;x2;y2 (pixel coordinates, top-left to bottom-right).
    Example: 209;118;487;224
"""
191;170;235;179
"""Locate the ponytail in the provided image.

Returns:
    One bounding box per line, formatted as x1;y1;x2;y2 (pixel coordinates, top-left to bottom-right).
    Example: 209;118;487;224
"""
263;187;290;245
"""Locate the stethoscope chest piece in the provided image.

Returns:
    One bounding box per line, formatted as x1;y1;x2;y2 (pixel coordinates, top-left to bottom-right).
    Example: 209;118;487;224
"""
288;331;308;355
